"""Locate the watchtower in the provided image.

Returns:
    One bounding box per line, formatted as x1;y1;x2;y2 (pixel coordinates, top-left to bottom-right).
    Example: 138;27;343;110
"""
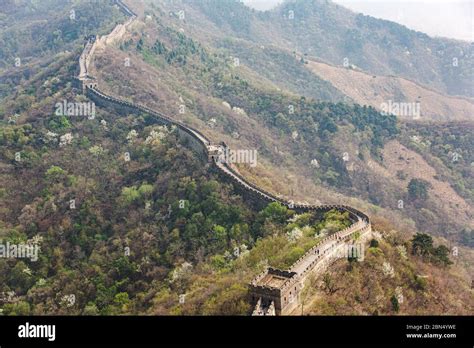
207;144;223;162
249;267;301;315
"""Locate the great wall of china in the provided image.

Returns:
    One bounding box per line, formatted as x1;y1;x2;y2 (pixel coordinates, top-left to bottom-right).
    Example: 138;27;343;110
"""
75;0;374;316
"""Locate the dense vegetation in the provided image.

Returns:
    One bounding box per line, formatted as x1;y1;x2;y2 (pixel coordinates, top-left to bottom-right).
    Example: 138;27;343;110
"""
402;122;474;203
191;0;253;37
411;233;452;266
1;0;471;316
118;6;472;240
209;74;398;189
407;178;431;202
132;27;398;190
216;39;345;102
0;51;357;314
0;0;124;71
303;219;470;315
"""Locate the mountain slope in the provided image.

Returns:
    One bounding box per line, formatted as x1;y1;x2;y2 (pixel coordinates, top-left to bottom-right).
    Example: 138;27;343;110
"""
90;0;473;242
304;58;474;121
0;0;472;316
179;0;473;98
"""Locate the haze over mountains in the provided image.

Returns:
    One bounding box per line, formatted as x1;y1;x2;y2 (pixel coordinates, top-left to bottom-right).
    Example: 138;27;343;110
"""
244;0;474;42
134;0;474;122
178;0;473;98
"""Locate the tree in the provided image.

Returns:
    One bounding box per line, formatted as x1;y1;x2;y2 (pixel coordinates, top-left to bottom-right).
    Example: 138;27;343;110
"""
407;178;430;201
411;233;433;256
322;273;338;294
9;261;35;292
45;165;66;183
3;301;31;315
48;115;71;131
285;246;305;266
369;239;379;248
259;202;291;225
210;254;227;270
83;302;99;315
411;233;452;267
414;275;427;290
114;292;131;312
138;183;154;198
152;40;167;55
390;295;399;312
120;186;140;206
213;225;227;249
137;37;144;51
432;245;452;266
460;229;474;247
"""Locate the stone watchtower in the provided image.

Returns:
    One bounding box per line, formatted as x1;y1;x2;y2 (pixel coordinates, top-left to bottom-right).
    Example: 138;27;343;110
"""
249;268;301;315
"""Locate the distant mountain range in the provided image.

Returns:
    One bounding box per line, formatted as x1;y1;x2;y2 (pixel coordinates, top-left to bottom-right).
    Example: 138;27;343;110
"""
184;0;474;98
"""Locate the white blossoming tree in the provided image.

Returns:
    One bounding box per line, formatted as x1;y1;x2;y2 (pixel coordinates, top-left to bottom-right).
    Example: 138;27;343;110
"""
171;262;193;282
287;227;303;242
396;245;408;259
59;133;73;147
126;129;138;143
382;262;395;278
145;126;168;146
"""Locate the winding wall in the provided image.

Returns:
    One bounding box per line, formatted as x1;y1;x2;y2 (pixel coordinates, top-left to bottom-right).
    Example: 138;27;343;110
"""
76;0;373;316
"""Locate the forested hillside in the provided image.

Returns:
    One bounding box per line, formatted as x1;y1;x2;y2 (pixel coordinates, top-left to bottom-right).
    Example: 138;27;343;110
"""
92;0;473;241
183;0;474;97
0;0;124;70
0;0;472;316
0;56;374;314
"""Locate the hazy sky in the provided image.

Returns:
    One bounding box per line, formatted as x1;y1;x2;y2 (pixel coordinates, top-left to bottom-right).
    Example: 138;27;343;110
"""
242;0;473;42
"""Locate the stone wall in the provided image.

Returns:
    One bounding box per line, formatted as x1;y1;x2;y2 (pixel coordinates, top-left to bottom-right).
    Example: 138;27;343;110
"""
76;0;373;317
86;88;209;161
